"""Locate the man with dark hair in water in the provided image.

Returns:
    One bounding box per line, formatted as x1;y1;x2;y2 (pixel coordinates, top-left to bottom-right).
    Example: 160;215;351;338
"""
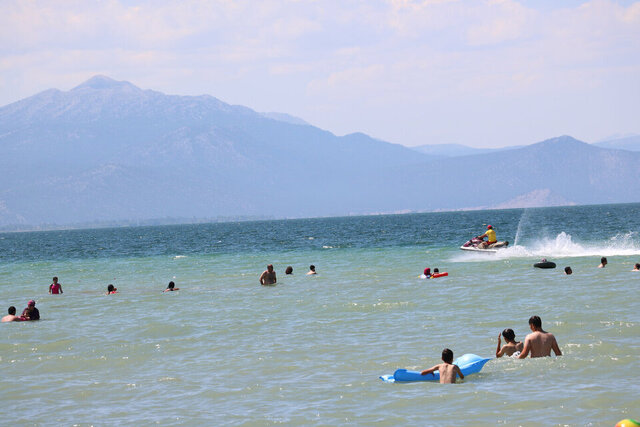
564;266;572;275
598;257;607;268
260;264;277;285
2;306;22;322
518;316;561;358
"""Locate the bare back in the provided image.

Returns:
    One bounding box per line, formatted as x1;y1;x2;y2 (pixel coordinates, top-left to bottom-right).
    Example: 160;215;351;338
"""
437;363;463;384
523;331;560;357
500;341;523;357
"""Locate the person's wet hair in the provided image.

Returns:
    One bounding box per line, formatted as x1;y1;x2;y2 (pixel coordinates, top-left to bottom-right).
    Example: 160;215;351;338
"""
309;265;315;271
529;315;542;328
107;284;115;293
502;328;516;342
285;266;293;275
434;268;439;273
52;276;58;282
601;257;607;263
564;266;572;274
168;281;175;289
441;348;454;363
8;306;16;315
635;263;640;269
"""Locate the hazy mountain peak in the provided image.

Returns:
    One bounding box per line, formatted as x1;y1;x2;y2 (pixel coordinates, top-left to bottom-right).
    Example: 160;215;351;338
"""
72;75;139;92
530;135;590;151
260;112;309;126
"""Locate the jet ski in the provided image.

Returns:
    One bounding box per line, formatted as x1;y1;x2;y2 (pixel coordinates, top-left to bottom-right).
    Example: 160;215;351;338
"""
460;236;509;253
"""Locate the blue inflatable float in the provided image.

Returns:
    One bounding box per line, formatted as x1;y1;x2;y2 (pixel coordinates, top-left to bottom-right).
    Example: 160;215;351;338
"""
380;353;491;383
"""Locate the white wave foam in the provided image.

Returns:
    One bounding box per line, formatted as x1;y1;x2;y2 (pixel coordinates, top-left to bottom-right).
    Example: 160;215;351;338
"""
453;231;640;261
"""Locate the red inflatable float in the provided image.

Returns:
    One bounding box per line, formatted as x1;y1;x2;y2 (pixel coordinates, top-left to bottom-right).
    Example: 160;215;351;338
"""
430;272;448;278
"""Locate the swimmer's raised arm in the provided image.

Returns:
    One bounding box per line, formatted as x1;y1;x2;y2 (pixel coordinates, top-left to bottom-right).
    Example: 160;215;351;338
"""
496;334;505;358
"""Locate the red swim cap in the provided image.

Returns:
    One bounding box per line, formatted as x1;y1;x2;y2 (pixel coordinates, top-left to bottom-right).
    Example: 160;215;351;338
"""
487;225;493;229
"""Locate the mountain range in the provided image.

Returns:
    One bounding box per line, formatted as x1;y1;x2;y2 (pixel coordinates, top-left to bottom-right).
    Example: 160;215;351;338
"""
1;76;639;229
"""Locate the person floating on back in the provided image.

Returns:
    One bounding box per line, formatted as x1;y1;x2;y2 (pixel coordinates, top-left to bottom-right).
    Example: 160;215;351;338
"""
20;300;40;321
49;276;63;294
164;281;179;292
260;264;277;285
518;316;562;358
106;284;118;295
496;328;524;357
306;265;316;275
564;266;572;275
421;348;464;384
477;225;497;249
2;306;22;322
598;257;607;268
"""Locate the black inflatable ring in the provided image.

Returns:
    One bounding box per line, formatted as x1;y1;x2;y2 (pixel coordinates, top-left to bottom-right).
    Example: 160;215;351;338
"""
534;261;556;269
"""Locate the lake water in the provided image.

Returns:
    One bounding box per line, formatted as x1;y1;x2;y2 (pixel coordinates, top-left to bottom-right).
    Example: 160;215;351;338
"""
1;204;639;426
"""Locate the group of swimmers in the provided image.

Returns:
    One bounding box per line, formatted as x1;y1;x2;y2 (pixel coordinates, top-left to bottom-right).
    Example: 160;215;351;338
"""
4;251;638;385
417;254;640;383
5;263;322;321
563;257;640;275
1;277;182;322
425;315;562;383
259;264;317;285
1;300;40;322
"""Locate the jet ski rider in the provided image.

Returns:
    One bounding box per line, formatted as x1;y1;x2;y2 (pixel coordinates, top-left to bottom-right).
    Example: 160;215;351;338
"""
478;225;497;249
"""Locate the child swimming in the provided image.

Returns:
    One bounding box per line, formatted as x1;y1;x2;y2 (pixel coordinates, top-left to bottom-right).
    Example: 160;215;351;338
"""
420;348;464;384
496;328;524;357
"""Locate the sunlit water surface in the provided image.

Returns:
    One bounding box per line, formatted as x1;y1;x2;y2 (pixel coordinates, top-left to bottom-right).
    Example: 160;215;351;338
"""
1;204;639;426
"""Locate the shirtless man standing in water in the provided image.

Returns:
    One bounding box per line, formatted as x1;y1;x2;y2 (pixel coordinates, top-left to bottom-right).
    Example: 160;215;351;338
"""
259;264;277;285
518;315;562;358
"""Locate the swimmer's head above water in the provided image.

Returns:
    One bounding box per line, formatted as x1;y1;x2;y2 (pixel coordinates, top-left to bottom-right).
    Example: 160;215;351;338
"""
502;328;516;342
529;315;542;329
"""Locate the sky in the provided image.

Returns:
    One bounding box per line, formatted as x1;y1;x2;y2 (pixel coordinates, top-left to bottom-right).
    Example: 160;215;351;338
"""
1;0;639;148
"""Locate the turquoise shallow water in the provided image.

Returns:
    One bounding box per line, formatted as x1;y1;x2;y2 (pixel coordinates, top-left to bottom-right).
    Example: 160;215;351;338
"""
1;204;639;426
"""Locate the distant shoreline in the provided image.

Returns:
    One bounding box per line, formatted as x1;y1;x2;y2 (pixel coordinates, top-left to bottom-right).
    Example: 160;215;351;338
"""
2;201;638;234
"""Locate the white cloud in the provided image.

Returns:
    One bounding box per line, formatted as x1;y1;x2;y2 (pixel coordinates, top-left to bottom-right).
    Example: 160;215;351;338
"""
0;0;638;146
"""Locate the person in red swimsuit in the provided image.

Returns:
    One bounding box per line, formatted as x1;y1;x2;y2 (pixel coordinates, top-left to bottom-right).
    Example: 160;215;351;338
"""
49;276;63;294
